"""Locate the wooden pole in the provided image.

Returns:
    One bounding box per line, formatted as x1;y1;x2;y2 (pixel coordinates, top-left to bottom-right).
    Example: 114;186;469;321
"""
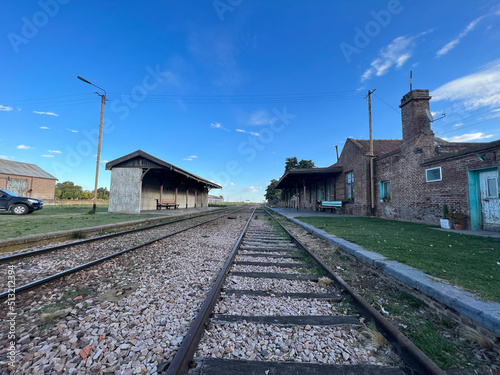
296;186;299;211
366;89;376;216
175;186;178;206
186;186;189;209
195;189;198;208
303;183;306;210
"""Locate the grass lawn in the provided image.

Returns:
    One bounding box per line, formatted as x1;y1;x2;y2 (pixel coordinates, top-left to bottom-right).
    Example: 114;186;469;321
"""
297;216;500;303
0;205;170;240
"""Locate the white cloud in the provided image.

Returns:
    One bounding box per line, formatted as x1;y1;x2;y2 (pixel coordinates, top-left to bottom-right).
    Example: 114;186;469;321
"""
436;15;487;57
236;129;260;136
454;123;464;127
0;105;13;111
42;155;54;158
361;36;414;82
183;158;193;161
248;110;277;126
189;155;198;158
67;129;78;133
17;145;31;150
210;122;229;132
0;155;13;160
442;132;493;142
40;126;49;130
48;150;61;154
33;111;59;116
432;59;500;110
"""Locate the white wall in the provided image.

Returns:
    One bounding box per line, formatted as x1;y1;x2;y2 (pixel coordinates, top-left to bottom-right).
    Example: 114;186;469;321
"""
108;168;142;213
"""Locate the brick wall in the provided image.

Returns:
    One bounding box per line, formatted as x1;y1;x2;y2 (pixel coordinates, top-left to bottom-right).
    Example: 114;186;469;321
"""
0;173;55;199
336;139;371;216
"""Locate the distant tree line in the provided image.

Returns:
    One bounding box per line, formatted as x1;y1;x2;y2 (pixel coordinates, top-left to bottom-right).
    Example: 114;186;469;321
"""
265;157;315;203
55;181;110;200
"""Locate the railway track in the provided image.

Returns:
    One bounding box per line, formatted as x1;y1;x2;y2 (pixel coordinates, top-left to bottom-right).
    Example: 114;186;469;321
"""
0;207;241;302
164;208;444;375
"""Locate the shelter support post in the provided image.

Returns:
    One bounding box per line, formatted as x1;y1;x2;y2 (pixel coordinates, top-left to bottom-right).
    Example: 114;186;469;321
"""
303;183;306;210
296;186;299;211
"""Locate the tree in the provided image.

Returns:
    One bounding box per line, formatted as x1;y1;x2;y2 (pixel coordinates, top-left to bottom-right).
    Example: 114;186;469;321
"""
265;179;282;202
55;181;83;200
95;187;110;200
298;159;315;169
285;156;315;172
81;191;93;200
284;157;299;172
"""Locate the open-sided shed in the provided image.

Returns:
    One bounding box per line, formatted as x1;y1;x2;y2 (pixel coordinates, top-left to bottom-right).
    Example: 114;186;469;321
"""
105;150;221;214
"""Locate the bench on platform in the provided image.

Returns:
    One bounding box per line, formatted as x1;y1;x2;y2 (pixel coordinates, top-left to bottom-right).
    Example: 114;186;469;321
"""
156;199;179;210
319;201;342;213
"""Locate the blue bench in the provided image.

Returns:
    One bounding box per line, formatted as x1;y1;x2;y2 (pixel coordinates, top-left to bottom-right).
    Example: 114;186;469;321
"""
319;201;342;213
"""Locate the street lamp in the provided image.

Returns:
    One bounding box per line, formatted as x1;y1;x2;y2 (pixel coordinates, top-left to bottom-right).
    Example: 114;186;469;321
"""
77;76;107;214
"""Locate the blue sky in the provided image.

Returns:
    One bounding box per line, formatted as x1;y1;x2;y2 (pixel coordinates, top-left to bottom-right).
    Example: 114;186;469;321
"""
1;0;499;202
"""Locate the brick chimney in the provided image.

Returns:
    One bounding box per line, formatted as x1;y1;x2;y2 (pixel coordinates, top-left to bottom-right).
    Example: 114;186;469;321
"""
399;89;434;150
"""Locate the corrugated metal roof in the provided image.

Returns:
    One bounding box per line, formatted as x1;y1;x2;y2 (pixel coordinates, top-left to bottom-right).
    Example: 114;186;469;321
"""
0;159;57;180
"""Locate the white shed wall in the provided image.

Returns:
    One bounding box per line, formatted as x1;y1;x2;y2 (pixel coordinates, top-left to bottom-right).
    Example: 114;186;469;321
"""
108;168;142;213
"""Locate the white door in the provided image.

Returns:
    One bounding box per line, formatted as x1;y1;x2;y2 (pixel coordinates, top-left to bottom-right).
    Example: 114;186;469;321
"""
6;178;29;196
479;170;500;230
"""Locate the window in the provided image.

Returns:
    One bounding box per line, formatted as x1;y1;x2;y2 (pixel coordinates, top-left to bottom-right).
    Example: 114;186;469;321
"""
346;171;354;201
380;180;391;201
486;177;498;198
426;167;442;182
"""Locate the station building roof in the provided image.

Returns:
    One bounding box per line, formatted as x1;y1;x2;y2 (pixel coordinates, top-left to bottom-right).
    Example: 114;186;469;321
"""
275;166;342;189
105;150;222;189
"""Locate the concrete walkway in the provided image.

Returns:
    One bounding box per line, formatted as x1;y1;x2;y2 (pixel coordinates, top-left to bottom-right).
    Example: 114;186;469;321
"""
270;208;500;336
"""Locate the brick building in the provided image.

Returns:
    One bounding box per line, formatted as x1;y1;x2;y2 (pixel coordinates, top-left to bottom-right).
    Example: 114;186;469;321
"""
276;89;500;231
0;159;57;200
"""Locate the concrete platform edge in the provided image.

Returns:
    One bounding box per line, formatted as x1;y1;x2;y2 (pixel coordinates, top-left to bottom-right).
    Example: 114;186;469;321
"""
270;208;500;336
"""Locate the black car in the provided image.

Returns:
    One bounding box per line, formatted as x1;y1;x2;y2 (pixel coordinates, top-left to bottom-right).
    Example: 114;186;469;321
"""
0;189;44;215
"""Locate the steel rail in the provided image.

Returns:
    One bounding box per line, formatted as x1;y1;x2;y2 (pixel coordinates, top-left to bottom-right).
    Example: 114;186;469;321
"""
0;208;239;264
0;208;246;303
164;208;256;375
266;208;446;375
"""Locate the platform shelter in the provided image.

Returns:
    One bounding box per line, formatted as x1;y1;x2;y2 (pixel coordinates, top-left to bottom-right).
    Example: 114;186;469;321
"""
105;150;221;214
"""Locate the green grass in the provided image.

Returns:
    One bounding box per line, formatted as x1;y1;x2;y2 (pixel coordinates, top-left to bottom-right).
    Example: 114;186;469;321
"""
0;204;109;216
0;205;170;240
297;216;500;302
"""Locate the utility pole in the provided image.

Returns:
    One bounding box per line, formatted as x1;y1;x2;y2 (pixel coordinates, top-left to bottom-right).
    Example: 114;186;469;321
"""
366;89;376;216
77;76;107;214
